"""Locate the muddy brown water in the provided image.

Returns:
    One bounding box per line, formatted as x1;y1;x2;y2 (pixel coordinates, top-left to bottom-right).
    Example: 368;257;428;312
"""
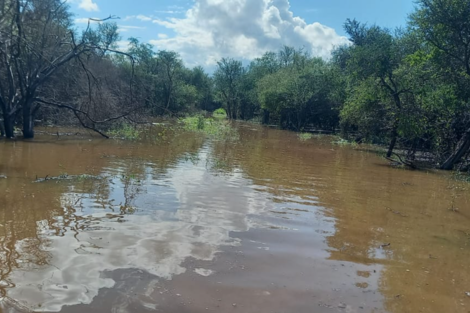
0;123;469;313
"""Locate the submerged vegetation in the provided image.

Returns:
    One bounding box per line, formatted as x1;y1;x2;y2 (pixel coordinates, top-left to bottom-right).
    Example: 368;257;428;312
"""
182;116;239;141
332;138;359;148
297;133;313;141
109;123;141;140
1;0;470;172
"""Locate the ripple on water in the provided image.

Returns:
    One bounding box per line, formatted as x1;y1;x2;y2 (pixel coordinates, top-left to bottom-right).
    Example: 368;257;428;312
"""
0;126;469;313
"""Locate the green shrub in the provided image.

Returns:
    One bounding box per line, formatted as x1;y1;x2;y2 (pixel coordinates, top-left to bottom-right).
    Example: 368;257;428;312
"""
298;133;313;141
109;123;140;140
197;115;205;130
182;116;238;141
213;108;227;119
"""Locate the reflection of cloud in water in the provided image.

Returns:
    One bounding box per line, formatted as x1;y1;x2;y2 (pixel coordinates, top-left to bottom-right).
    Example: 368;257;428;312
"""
6;146;274;311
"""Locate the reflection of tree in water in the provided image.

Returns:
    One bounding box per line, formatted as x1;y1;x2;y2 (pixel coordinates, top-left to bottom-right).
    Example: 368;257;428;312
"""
3;125;467;312
211;124;470;313
208;125;393;261
0;132;204;305
0;186;60;298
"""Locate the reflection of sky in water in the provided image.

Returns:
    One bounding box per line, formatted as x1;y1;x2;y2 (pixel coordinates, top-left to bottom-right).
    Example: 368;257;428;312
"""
6;146;287;312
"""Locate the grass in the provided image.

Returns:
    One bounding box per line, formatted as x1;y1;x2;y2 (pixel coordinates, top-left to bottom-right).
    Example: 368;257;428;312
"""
109;123;141;140
181;115;239;141
331;137;359;148
453;171;470;183
298;133;313;141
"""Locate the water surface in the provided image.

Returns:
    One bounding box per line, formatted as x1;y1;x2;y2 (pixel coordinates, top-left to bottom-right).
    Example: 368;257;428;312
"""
0;123;469;313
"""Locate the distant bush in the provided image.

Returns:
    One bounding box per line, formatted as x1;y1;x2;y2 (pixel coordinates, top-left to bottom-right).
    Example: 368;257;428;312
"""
213;108;227;118
182;115;238;141
298;133;313;141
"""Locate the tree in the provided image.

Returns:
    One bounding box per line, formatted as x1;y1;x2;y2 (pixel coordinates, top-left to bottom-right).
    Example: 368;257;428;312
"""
410;0;470;169
214;58;245;119
124;38;159;112
340;20;418;157
0;0;126;138
257;56;333;131
189;66;214;111
245;52;280;123
156;50;183;111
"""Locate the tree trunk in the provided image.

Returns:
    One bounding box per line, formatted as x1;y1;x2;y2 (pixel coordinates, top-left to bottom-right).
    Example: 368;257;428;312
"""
232;103;237;120
407;138;419;161
297;111;303;131
22;105;34;139
0;119;4;137
226;102;232;120
279;110;287;129
3;114;14;138
386;127;398;158
262;109;270;125
441;128;470;170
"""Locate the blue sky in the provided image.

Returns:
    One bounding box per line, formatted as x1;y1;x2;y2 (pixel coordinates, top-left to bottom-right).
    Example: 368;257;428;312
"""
70;0;416;67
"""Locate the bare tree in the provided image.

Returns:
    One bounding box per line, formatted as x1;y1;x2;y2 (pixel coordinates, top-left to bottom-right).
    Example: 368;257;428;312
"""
0;0;133;138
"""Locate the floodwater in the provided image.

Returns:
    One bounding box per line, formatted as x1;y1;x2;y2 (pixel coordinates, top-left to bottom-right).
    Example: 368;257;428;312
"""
0;122;469;313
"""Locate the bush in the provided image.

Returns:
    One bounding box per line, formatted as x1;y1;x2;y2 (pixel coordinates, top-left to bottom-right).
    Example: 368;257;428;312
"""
298;133;313;141
213;108;227;119
182;116;238;141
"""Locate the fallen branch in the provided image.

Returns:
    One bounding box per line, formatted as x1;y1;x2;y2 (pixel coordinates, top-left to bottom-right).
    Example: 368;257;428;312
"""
72;111;110;139
35;98;143;138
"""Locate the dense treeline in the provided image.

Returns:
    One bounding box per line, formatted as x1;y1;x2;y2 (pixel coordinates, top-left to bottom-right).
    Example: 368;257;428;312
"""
1;0;470;170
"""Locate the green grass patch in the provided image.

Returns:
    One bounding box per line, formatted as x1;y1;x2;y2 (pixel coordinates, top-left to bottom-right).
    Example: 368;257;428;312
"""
109;123;141;140
298;133;313;141
182;115;238;141
332;137;359;147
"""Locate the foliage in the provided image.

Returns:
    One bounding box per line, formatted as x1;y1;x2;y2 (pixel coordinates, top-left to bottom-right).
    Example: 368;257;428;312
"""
2;0;470;170
453;171;470;183
109;123;141;140
0;0;135;139
213;58;245;120
332;137;359;148
298;133;313;141
213;108;227;118
182;116;239;141
120;39;215;116
409;0;470;169
256;50;340;131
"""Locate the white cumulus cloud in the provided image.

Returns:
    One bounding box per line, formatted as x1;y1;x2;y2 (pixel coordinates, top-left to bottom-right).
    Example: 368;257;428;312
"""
78;0;99;12
149;0;349;67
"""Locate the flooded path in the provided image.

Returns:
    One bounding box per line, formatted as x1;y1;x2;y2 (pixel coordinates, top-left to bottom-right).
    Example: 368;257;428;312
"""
0;123;469;313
